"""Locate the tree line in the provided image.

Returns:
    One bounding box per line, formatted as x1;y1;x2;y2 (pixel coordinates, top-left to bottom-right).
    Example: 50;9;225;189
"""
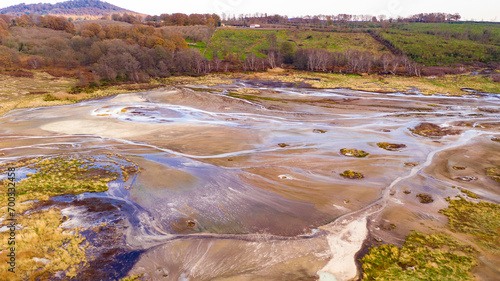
110;13;221;28
220;12;462;27
243;40;421;76
1;12;474;88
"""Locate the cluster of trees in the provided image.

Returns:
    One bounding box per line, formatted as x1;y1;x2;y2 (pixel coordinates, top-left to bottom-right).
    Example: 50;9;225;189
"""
110;13;221;27
148;13;220;27
221;12;463;28
243;42;421;76
0;14;220;82
92;40;208;81
11;15;76;33
79;22;187;49
407;13;461;23
160;25;214;43
0;15;9;40
5;14;76;33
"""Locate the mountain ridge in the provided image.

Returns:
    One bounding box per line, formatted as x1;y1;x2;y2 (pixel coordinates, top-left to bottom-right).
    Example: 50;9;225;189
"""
0;0;140;17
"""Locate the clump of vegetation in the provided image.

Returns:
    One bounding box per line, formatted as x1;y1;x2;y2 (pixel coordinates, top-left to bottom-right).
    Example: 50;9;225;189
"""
452;166;466;170
340;170;364;179
486;167;500;182
0;154;139;205
313;129;326;133
361;231;477;281
0;208;86;280
459;188;481;199
377;142;406;151
278;143;290;148
440;197;500;254
16;157;116;200
492;137;500;142
340;148;369;157
409;122;460;137
416;193;434;204
120;275;145;281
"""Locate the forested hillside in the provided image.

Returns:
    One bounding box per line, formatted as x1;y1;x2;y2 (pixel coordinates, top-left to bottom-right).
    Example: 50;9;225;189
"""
0;0;133;17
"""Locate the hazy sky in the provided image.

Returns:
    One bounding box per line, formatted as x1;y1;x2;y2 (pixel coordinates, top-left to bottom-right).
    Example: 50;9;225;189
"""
1;0;498;21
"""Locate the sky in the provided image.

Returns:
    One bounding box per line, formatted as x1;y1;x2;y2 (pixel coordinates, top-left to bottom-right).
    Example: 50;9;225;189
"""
1;0;498;21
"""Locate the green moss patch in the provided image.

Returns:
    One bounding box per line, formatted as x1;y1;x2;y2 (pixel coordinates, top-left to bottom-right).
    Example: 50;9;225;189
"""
458;188;480;199
0;154;139;205
377;142;407;151
340;148;369;158
361;232;477;281
440;197;500;254
486;167;500;182
340;170;364;179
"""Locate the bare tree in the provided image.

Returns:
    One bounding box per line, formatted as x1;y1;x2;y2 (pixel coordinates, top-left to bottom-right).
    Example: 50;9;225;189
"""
244;53;259;71
266;49;278;69
391;56;401;74
213;57;222;72
27;56;43;69
380;53;392;73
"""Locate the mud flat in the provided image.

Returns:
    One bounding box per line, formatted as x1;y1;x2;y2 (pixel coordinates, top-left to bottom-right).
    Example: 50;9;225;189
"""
0;80;499;280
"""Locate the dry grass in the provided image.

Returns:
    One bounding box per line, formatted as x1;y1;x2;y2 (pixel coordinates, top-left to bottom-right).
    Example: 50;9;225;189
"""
0;71;76;116
158;74;233;86
0;154;140;279
0;71;235;117
264;71;500;96
0;208;86;280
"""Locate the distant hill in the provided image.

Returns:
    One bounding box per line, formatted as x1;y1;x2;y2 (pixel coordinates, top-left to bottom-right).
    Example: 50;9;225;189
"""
0;0;138;17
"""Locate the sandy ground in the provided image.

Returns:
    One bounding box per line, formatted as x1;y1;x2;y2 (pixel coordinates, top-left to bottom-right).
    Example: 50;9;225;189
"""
318;217;368;281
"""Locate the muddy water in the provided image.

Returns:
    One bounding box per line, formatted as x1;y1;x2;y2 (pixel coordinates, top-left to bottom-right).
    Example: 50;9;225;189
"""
1;81;499;280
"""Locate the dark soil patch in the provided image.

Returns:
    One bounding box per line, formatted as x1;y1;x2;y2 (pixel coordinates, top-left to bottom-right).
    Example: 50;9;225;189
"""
416;193;434;204
409;122;461;137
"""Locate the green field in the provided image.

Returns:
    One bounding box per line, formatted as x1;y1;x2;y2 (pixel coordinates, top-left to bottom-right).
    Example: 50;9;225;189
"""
205;29;288;60
380;30;500;65
397;22;500;46
199;23;500;66
204;29;392;60
286;30;390;55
